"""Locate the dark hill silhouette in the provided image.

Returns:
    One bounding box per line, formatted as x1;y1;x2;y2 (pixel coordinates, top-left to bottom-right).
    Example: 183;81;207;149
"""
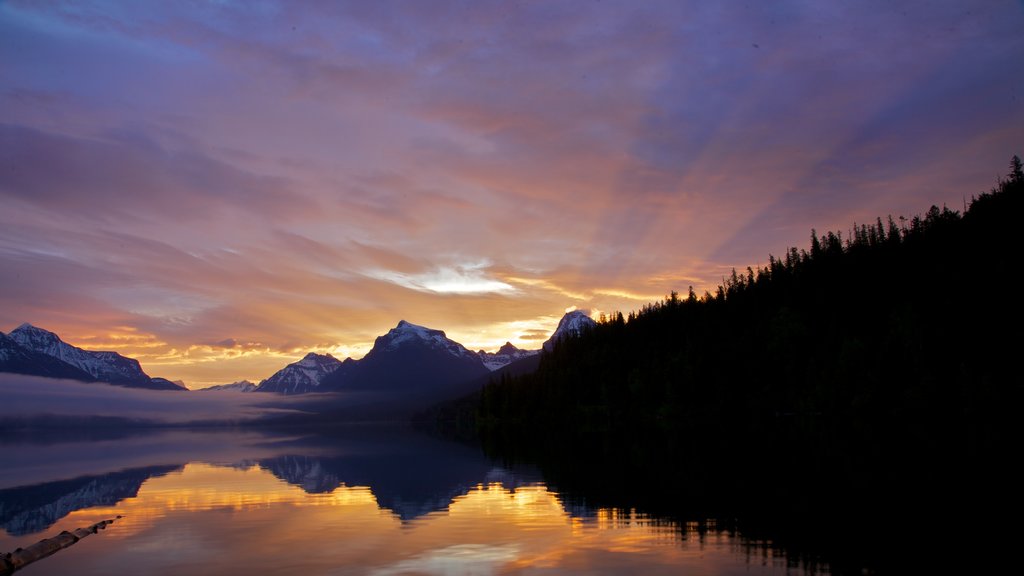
450;156;1024;574
471;157;1023;437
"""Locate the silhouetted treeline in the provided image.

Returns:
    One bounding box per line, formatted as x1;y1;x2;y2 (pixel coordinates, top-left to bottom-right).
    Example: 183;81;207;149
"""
453;157;1023;573
473;157;1023;444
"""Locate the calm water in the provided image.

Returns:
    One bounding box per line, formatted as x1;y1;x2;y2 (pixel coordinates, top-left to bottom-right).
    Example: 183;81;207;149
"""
1;427;823;575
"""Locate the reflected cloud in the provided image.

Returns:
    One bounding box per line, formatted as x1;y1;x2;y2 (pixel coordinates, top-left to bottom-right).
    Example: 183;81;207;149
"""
0;428;821;573
370;543;521;576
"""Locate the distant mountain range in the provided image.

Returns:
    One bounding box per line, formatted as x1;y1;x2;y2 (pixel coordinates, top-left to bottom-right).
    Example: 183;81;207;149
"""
1;312;596;404
251;312;594;397
198;380;258;393
477;342;538;370
0;324;184;391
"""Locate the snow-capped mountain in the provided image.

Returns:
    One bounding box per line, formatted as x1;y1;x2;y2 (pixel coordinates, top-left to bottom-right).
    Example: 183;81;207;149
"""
4;324;183;390
376;320;481;361
0;331;96;381
477;342;539;371
319;320;489;396
200;380;257;392
542;310;597;352
256;353;344;395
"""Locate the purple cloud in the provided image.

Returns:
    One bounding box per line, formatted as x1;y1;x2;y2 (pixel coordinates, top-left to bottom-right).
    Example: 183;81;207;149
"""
1;1;1021;384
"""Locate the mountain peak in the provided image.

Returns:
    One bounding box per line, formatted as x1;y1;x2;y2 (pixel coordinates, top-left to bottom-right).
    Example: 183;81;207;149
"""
255;353;343;395
7;323;181;390
296;352;339;368
477;341;539;371
497;341;520;355
378;320;453;351
542;310;597;352
392;319;443;336
10;323;64;349
201;380;257;392
12;322;58;337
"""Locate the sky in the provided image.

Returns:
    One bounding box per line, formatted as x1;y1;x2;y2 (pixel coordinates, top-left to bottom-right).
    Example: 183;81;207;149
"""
1;1;1022;388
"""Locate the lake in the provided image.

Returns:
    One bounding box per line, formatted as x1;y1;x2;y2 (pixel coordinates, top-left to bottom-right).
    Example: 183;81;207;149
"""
0;426;829;575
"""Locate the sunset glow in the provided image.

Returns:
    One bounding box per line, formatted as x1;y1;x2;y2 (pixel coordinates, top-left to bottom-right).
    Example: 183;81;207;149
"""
1;1;1021;387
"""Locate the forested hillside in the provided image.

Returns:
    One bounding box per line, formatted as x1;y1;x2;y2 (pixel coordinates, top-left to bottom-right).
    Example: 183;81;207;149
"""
474;157;1023;444
447;157;1023;573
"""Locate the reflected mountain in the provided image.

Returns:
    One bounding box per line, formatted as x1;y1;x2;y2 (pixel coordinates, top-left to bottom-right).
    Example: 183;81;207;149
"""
0;426;543;535
0;465;181;535
257;427;539;521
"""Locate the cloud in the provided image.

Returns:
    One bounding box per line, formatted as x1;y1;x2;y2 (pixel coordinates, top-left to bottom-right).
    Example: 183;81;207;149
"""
367;261;516;295
0;124;309;224
1;1;1021;384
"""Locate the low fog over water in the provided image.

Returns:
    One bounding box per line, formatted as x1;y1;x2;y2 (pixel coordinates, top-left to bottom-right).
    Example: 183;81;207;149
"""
0;374;307;425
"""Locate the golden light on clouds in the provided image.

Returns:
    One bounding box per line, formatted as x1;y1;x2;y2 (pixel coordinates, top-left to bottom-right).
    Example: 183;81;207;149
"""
1;2;1019;387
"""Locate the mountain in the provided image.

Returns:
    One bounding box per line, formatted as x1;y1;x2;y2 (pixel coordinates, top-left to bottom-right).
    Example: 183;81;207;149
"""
476;342;539;371
200;380;257;392
6;324;183;391
0;332;97;381
321;320;489;397
150;377;189;390
255;353;344;395
542;310;597;351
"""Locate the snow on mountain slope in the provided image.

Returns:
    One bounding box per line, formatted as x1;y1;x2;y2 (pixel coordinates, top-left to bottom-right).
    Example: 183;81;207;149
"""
255;353;343;395
200;380;257;392
477;342;539;371
0;331;97;381
9;323;119;379
376;320;480;360
7;323;181;390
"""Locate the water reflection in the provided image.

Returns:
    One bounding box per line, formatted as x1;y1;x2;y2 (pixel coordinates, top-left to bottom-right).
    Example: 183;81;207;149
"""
0;428;823;575
0;465;180;536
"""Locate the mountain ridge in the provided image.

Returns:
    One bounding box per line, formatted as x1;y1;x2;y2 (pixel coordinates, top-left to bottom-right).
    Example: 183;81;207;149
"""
255;353;344;395
2;324;183;391
3;311;594;400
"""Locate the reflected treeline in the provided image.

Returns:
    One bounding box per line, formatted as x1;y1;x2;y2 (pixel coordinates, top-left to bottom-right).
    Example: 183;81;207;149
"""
0;466;180;536
473;159;1021;439
481;425;909;574
456;158;1024;573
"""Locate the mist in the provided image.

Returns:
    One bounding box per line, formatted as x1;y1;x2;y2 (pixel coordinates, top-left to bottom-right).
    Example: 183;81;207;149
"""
0;374;310;425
